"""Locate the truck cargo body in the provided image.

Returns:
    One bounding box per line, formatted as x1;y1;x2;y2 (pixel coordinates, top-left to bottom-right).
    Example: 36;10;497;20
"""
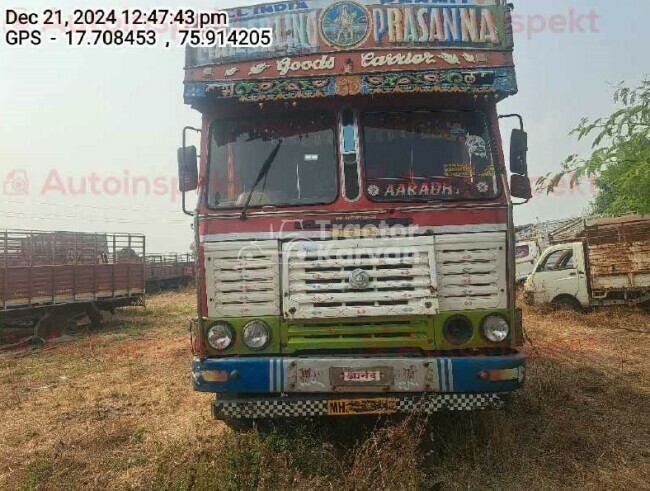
145;253;194;291
524;216;650;309
0;230;145;338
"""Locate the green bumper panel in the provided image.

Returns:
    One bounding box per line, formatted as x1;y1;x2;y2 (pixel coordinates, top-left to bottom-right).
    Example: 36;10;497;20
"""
201;310;518;356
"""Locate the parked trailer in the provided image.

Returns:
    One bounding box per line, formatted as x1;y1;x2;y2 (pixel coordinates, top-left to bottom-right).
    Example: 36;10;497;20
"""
0;230;145;343
524;215;650;310
145;253;194;291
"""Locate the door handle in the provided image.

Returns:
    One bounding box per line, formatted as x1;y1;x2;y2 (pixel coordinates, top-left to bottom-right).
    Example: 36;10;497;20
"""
568;272;577;277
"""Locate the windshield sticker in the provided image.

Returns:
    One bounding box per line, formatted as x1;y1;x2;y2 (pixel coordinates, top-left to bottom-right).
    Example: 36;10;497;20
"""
444;163;471;177
366;177;495;201
465;135;487;157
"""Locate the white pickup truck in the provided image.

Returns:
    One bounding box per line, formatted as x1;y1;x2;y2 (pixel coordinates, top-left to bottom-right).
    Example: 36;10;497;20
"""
524;215;650;311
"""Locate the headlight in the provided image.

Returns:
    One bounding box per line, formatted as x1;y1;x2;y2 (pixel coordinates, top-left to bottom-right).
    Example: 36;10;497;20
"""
443;315;473;345
481;315;510;343
207;322;234;351
242;320;271;350
524;275;534;290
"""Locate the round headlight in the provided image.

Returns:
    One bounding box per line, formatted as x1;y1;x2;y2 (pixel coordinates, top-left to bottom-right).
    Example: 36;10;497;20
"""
481;315;510;343
242;320;271;350
443;315;473;345
207;322;234;351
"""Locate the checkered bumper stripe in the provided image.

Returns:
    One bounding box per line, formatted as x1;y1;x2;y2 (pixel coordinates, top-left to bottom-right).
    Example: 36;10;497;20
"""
213;393;507;419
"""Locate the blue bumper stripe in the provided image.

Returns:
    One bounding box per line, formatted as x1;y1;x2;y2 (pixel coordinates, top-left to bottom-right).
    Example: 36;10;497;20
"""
193;355;525;395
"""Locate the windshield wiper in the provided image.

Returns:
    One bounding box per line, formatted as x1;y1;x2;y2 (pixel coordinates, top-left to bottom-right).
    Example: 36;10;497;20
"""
240;140;283;220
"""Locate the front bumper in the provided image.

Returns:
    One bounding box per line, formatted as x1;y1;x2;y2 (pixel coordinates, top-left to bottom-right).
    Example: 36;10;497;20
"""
193;354;525;395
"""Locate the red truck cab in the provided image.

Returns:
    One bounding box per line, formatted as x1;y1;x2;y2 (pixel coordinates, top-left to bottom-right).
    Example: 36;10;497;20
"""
179;0;531;422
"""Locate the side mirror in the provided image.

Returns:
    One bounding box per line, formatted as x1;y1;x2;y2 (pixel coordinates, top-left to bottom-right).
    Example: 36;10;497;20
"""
177;146;198;192
510;129;528;175
510;174;532;200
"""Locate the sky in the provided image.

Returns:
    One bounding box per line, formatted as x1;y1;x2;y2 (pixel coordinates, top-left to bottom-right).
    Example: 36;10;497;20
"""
1;0;648;252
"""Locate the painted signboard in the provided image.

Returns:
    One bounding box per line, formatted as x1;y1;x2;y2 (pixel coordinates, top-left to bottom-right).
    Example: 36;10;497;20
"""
365;176;498;202
186;0;512;67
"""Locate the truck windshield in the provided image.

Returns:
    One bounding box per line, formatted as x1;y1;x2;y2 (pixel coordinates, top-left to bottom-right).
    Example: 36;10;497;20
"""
208;112;337;208
361;111;499;202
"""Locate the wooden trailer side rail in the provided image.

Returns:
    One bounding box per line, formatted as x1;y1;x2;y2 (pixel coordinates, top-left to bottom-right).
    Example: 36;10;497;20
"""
145;253;194;290
584;216;650;292
1;230;145;312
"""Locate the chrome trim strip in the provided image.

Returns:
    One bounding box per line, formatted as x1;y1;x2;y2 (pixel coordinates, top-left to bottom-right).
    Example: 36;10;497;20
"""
197;203;509;220
200;224;508;242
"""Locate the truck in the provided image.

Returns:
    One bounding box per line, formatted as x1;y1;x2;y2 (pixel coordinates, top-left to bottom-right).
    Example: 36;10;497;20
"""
179;0;532;423
0;230;145;343
145;253;194;292
523;215;650;310
515;241;540;284
514;218;577;284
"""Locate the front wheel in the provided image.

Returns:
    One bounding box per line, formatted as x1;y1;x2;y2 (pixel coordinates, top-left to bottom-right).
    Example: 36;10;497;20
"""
222;418;275;433
222;418;256;432
552;296;582;312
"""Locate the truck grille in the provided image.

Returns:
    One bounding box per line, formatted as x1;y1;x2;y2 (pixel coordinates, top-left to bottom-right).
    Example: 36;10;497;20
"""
283;237;437;319
204;240;280;317
434;233;507;311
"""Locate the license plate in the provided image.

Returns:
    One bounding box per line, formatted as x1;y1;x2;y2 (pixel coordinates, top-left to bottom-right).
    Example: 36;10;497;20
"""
327;397;397;416
330;366;394;386
343;370;382;382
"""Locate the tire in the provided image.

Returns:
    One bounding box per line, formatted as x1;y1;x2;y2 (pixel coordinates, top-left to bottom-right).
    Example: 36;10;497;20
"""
86;303;103;329
552;296;582;312
222;418;252;431
34;313;77;339
221;418;273;434
641;301;650;314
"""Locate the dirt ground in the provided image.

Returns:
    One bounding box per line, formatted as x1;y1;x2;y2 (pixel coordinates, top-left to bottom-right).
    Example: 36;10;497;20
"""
0;290;648;490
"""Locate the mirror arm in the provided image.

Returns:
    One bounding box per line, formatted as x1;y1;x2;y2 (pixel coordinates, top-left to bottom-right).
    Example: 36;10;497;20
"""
182;192;193;217
182;126;202;217
498;113;524;131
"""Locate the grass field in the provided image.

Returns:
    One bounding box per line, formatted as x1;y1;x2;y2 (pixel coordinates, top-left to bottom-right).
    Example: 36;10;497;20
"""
1;291;648;490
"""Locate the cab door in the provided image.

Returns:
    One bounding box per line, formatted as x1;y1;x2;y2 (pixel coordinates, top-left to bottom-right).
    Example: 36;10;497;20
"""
529;244;585;306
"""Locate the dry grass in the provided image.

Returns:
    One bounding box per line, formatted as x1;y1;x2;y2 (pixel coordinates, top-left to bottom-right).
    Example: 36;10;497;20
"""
0;291;648;490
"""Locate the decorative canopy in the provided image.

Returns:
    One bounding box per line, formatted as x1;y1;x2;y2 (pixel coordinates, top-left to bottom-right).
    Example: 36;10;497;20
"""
184;0;517;104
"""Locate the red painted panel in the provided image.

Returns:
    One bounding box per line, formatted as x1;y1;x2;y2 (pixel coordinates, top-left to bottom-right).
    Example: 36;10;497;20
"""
198;207;507;237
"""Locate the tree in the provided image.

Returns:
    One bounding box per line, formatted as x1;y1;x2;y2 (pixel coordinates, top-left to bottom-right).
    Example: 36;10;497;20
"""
189;240;196;258
537;79;650;215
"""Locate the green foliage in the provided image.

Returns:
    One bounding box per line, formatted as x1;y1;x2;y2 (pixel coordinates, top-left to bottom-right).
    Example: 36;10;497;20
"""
537;79;650;214
21;458;53;491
